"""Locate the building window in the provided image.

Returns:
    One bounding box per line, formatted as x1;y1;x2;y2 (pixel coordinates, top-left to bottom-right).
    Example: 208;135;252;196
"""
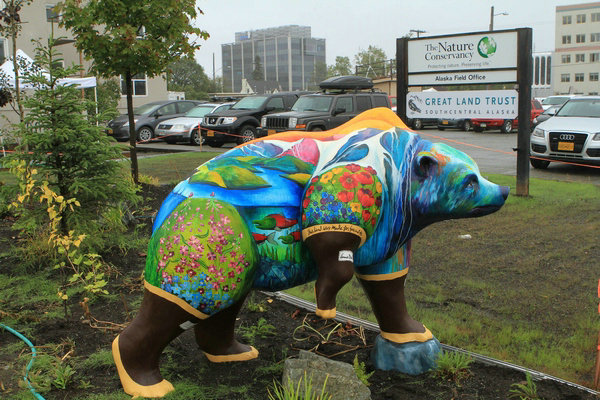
592;12;600;22
561;54;571;63
575;73;584;82
120;73;147;96
562;35;571;44
46;4;59;22
561;74;570;82
576;53;585;62
591;52;600;62
590;72;599;81
591;33;600;42
577;13;586;23
563;15;572;24
576;34;586;43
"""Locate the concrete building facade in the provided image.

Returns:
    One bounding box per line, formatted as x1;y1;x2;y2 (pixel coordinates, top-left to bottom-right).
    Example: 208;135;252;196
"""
554;2;600;94
221;25;326;93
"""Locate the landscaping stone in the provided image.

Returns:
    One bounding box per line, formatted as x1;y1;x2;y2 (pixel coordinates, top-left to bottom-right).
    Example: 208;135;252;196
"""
282;350;371;400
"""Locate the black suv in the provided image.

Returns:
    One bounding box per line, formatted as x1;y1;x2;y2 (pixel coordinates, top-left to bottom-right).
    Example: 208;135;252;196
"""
199;92;307;147
258;76;390;136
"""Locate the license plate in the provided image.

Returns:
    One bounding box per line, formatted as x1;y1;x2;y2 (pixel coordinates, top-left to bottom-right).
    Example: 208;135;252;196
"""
557;142;574;151
207;130;214;137
442;120;448;125
268;129;276;135
107;128;113;135
480;123;487;128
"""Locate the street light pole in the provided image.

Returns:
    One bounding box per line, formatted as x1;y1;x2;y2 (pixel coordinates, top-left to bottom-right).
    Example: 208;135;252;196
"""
489;6;509;31
410;29;427;38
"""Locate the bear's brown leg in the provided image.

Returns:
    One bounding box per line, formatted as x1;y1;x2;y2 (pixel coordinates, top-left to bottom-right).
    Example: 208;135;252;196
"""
358;275;424;334
194;294;258;362
114;289;194;397
305;232;361;318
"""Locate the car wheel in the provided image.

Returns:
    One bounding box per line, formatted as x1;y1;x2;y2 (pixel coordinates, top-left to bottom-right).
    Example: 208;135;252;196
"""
190;129;202;146
412;119;423;130
438;127;445;131
137;127;153;142
474;126;484;133
530;158;550;169
237;125;256;145
500;120;513;133
463;120;472;131
310;127;323;132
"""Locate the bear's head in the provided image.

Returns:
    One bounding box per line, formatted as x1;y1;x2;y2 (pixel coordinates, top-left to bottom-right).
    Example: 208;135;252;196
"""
409;142;509;231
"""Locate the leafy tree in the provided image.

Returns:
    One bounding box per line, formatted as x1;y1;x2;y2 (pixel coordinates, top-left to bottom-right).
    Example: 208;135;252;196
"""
11;37;138;260
354;45;388;78
310;61;328;89
84;78;121;124
252;55;264;81
167;56;213;100
327;56;352;77
60;0;209;184
0;0;33;123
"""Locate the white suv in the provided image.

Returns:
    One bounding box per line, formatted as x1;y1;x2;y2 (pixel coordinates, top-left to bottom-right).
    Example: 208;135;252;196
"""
530;96;600;168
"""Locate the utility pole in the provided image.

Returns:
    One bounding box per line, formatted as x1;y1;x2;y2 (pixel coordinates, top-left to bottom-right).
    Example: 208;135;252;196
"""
490;6;508;31
409;29;426;38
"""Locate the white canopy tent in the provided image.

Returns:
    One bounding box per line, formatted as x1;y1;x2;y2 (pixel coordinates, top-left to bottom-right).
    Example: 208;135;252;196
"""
0;49;97;89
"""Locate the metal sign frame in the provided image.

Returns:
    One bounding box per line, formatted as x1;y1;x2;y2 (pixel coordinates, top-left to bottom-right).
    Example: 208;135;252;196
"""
397;28;532;196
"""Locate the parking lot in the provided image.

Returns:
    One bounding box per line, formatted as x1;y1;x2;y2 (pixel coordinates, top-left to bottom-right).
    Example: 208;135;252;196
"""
137;127;600;185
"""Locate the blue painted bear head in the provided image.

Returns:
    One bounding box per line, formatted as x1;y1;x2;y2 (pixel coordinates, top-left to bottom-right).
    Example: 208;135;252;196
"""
409;142;509;231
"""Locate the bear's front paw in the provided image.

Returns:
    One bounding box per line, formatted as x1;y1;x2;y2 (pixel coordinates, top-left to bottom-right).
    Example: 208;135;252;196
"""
371;334;441;375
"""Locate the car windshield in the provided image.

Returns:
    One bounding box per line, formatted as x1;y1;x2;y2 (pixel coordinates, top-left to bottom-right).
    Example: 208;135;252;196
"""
292;96;333;112
555;99;600;118
231;96;267;110
185;105;216;118
542;97;571;106
133;103;162;115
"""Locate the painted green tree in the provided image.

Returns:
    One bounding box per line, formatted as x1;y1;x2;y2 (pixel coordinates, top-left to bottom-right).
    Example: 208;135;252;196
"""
60;0;209;183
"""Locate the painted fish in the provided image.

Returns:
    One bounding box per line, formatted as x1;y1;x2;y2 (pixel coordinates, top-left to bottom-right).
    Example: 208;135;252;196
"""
252;232;277;245
279;231;302;245
253;214;298;230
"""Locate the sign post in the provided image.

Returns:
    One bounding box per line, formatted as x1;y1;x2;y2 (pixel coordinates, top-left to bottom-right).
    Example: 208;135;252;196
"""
397;28;532;196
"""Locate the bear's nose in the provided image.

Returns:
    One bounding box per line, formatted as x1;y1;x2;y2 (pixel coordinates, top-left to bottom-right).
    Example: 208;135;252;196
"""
500;186;510;201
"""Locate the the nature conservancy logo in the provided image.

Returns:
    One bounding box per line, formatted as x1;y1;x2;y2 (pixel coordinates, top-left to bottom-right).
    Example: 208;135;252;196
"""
477;36;497;58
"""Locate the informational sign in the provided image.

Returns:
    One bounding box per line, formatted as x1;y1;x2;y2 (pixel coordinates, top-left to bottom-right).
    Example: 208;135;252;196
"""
406;90;518;119
408;31;518;74
408;70;517;86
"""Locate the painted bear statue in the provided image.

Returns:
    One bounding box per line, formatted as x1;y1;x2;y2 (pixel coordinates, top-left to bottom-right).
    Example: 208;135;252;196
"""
112;108;509;398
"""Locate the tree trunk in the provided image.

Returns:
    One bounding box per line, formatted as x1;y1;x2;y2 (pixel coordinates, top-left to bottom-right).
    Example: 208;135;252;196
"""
11;28;24;124
125;70;139;184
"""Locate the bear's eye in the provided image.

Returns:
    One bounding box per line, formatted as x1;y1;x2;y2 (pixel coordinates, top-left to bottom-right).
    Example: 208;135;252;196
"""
464;174;479;192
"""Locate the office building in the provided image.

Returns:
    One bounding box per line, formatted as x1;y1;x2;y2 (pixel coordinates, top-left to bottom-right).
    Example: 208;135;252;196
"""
554;2;600;94
221;25;326;92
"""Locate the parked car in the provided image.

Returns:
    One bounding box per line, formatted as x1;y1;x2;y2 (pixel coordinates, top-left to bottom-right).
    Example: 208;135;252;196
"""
200;92;308;147
155;102;234;145
471;99;543;133
540;94;577;111
106;100;204;142
530;96;600;168
531;105;560;129
258;76;389;136
438;118;472;131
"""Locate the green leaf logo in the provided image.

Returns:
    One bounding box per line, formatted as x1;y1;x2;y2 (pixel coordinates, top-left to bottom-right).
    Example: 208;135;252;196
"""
477;36;497;58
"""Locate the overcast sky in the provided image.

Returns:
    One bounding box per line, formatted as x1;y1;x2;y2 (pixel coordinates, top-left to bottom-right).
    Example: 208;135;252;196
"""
193;0;589;76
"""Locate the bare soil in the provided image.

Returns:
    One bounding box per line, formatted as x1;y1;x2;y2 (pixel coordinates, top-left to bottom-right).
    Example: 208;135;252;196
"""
0;184;598;400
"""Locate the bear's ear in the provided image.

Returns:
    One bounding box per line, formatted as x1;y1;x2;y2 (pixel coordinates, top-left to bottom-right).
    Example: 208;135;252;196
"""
415;152;439;178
